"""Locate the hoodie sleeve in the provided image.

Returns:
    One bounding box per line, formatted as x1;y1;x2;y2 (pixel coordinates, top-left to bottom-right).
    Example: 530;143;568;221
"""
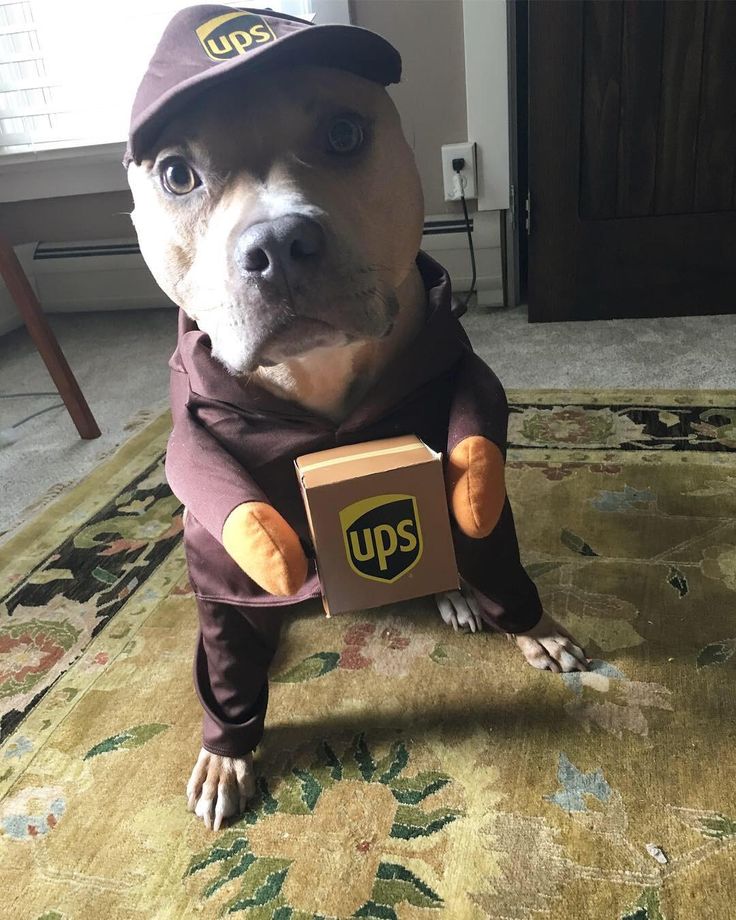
447;351;510;457
167;361;268;544
446;350;543;634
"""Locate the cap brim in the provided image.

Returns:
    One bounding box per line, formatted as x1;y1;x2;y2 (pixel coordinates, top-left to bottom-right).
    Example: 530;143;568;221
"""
126;23;401;164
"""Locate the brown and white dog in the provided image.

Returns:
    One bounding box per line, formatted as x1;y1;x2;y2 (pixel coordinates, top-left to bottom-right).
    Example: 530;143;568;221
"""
127;62;588;832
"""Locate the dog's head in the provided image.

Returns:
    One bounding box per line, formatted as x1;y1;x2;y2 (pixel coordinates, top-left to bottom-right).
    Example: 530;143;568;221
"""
127;60;424;375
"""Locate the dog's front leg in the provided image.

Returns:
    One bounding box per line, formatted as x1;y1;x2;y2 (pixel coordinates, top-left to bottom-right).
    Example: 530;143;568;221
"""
186;747;256;831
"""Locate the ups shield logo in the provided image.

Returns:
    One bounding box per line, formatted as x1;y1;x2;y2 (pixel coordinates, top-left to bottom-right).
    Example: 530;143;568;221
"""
340;494;423;584
195;12;276;63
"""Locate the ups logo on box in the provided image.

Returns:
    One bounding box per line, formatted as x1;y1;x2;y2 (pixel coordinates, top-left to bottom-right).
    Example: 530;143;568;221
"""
195;12;276;63
339;494;423;584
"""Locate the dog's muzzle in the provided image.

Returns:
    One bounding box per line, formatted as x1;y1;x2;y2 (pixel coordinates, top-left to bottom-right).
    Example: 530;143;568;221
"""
213;214;395;373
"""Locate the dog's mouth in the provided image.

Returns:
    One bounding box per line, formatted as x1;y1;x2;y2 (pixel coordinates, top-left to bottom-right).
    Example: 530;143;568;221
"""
258;317;357;365
208;262;399;375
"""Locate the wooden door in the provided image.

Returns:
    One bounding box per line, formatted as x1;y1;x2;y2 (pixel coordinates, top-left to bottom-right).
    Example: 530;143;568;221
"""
527;0;736;321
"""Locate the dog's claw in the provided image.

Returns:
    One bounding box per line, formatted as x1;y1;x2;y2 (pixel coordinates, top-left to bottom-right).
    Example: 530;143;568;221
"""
434;587;484;634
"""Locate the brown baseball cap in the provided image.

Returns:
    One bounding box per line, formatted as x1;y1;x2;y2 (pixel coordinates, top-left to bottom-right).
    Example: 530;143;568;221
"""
125;5;401;164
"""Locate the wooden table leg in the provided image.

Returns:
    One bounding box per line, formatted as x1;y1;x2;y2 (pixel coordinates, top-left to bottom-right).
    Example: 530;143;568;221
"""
0;239;101;440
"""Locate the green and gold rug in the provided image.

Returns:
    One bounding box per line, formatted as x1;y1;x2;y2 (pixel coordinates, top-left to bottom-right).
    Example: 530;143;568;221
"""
1;390;735;919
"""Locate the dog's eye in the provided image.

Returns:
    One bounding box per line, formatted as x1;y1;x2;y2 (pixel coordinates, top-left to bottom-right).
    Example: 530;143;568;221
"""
326;117;364;155
160;158;200;195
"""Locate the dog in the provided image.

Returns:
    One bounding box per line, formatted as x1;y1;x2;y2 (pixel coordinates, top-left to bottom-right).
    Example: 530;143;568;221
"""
126;9;588;833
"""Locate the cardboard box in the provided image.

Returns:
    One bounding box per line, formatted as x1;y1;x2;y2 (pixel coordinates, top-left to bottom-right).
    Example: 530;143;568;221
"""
295;434;459;616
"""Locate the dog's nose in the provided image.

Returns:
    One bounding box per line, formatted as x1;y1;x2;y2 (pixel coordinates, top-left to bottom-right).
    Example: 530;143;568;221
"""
236;215;325;279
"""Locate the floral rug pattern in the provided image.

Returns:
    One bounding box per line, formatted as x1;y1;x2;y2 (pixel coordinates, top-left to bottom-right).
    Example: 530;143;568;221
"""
508;400;736;452
0;455;181;743
0;391;735;919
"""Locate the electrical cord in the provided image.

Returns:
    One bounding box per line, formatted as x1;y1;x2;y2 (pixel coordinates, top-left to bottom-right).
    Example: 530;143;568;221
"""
0;392;58;399
11;403;65;427
459;188;477;311
0;401;65;448
452;157;477;311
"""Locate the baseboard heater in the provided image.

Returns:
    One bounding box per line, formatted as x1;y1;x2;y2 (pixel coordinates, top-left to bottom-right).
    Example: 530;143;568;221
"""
0;214;501;335
421;213;501;302
422;216;474;236
30;238;173;315
34;241;141;259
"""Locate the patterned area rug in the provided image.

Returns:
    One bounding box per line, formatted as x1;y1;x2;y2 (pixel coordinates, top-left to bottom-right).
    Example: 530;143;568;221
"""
1;390;735;919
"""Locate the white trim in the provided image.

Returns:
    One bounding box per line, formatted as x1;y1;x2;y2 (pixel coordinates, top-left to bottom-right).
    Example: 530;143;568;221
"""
0;142;128;203
463;0;510;211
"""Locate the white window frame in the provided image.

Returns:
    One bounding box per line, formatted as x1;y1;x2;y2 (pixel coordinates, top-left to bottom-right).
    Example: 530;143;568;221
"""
0;0;350;202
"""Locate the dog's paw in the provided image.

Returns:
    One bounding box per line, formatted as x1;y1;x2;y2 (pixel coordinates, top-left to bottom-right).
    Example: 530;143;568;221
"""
434;587;484;633
514;611;589;673
186;747;256;831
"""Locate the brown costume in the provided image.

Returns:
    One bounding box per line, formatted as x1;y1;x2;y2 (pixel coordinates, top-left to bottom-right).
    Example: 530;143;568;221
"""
167;253;543;757
126;6;544;758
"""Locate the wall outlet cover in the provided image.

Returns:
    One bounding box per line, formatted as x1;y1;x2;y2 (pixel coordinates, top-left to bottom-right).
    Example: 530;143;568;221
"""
441;142;477;201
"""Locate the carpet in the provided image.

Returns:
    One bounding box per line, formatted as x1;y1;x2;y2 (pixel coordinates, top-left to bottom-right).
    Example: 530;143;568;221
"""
1;390;735;919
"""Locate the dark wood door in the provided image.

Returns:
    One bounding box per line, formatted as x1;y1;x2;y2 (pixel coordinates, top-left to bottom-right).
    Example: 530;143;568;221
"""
527;0;736;321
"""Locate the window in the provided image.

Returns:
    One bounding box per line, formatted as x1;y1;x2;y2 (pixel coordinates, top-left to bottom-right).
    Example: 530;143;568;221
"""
0;0;322;156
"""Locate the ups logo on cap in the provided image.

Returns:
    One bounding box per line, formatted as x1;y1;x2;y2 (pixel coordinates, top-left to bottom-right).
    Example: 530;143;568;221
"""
339;494;423;584
196;11;276;63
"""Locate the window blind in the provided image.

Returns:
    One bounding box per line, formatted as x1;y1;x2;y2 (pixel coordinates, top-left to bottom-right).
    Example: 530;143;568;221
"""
0;0;312;155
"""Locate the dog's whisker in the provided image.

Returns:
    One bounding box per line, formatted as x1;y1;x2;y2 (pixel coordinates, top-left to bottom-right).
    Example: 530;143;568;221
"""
289;153;317;170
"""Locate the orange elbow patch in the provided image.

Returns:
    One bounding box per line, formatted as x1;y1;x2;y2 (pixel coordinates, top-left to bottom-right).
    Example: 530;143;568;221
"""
446;436;506;539
222;501;307;596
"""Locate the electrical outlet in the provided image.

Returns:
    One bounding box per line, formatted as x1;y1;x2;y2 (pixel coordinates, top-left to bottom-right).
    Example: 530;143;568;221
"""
441;142;477;201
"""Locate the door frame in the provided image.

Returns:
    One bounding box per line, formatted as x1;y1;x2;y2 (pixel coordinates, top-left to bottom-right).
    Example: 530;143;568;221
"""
505;0;529;308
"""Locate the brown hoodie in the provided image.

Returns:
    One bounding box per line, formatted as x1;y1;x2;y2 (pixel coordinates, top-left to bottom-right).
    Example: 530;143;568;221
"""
167;252;542;634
